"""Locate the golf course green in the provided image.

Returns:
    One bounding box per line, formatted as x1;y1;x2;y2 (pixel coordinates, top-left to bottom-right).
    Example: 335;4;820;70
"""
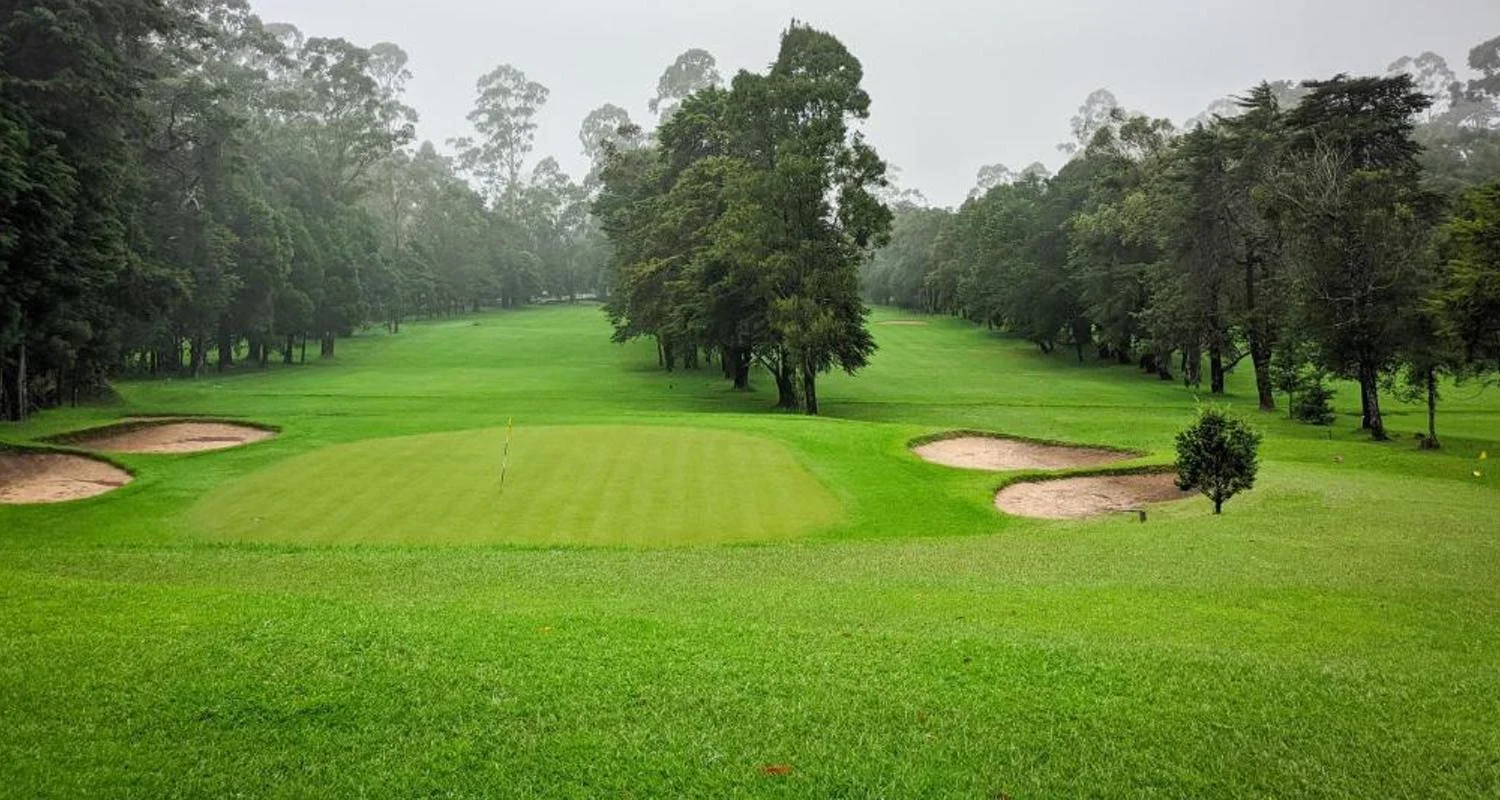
2;304;1497;796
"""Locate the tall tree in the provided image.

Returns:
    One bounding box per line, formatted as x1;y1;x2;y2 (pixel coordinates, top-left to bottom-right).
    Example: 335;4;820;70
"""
649;48;722;120
454;64;549;209
1273;74;1437;440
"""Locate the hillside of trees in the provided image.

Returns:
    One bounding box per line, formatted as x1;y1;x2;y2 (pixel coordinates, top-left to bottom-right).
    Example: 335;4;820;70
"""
3;2;1499;432
864;35;1500;444
0;0;702;421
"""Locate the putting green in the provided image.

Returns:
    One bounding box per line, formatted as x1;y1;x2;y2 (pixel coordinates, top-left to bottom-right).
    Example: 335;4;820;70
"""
190;425;841;546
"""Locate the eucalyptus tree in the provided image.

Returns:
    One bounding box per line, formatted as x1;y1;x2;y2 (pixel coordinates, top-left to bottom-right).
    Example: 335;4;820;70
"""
579;104;642;170
1059;88;1124;157
649;49;722;120
454;64;549;210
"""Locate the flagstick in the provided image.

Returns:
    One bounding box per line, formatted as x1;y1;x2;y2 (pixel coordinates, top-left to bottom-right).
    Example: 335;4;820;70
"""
499;418;513;494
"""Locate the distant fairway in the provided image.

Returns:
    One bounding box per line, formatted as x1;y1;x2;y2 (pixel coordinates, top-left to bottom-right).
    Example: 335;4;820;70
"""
192;425;840;546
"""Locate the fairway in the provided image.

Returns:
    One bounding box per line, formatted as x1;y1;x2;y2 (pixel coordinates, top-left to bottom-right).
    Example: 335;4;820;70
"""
3;305;1499;797
192;425;840;545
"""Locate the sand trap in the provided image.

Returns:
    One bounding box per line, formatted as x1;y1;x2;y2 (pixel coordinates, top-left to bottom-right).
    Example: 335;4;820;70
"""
913;435;1134;471
67;421;275;454
995;473;1194;520
880;320;929;326
0;452;133;504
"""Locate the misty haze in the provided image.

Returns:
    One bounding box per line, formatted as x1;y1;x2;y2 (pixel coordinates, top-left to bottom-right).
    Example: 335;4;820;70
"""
2;0;1499;797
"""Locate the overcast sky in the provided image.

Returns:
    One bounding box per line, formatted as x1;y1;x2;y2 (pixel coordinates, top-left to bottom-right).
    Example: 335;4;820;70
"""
253;0;1499;207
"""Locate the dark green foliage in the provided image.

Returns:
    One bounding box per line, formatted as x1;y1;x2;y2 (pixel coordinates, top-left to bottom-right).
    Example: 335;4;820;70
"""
595;24;890;414
1291;381;1338;426
0;1;612;420
1433;181;1500;375
1175;408;1262;514
867;57;1492;443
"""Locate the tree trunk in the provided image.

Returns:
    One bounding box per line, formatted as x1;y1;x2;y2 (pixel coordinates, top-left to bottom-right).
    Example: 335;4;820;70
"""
1245;254;1276;411
774;354;798;410
1251;339;1275;412
284;334;295;365
1423;368;1440;450
218;329;234;372
1183;343;1202;388
1214;497;1223;515
663;340;676;372
300;335;307;364
190;334;207;378
14;340;26;422
320;335;335;358
1209;345;1225;395
801;365;819;416
733;350;751;391
1358;363;1387;440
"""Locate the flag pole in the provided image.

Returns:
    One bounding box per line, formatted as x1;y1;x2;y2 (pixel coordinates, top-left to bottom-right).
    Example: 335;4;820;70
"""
500;418;513;493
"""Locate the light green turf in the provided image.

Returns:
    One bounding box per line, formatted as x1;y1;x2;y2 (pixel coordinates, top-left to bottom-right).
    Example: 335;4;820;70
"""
1;304;1498;798
192;425;840;546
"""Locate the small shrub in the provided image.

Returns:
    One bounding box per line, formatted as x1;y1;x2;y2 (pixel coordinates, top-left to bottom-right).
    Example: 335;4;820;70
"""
1291;380;1337;426
1175;407;1262;515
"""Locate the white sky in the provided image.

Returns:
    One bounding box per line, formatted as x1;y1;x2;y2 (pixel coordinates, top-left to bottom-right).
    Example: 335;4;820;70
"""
251;0;1500;207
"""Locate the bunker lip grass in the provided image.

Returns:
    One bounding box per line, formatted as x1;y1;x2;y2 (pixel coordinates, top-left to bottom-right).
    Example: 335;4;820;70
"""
0;448;133;504
46;419;277;454
912;431;1140;471
994;471;1193;519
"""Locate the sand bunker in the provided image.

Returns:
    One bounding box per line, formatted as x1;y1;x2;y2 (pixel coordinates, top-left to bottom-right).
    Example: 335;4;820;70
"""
0;452;133;504
880;320;929;326
913;435;1134;471
995;473;1194;520
69;421;274;454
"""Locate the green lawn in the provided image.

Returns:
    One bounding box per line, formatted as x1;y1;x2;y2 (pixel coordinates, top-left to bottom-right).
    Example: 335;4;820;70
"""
191;425;841;546
1;304;1497;797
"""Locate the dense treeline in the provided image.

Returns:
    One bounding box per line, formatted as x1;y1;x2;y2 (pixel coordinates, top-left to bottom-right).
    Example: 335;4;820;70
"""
593;24;891;414
1;0;689;421
865;36;1500;446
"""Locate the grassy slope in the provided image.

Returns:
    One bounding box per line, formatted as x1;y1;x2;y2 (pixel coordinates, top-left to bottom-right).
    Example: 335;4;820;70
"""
1;305;1497;797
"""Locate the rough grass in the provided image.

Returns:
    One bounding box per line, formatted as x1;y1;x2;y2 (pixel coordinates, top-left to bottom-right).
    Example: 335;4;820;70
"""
1;304;1498;797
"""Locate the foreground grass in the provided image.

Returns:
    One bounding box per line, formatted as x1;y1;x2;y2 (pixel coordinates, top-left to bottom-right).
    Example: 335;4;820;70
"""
1;305;1498;797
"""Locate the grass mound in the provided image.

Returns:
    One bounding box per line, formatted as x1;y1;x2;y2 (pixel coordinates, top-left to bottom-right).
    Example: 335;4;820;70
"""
190;424;841;546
